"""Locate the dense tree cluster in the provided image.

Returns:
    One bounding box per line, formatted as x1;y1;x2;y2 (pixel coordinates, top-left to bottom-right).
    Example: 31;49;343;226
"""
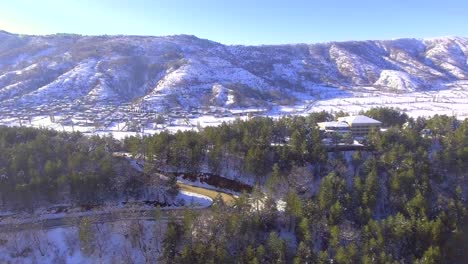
124;111;333;182
150;111;466;263
360;107;409;127
0;126;170;212
0;107;466;263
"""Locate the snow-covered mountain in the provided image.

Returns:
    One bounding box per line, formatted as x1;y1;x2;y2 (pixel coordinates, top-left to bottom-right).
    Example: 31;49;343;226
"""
1;30;467;111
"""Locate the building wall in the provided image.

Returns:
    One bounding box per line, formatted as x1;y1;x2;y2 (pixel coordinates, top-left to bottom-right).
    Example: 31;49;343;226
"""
349;124;380;136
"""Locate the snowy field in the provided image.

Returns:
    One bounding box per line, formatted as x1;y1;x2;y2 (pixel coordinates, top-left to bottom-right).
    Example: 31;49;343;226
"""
1;84;467;139
270;83;468;120
0;219;167;263
0;191;211;263
304;87;468;120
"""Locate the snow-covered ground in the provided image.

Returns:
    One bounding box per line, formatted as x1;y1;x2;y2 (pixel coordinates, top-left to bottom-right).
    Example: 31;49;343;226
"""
304;85;468;120
0;189;211;224
0;219;167;263
1;84;467;140
0;190;211;262
176;190;212;207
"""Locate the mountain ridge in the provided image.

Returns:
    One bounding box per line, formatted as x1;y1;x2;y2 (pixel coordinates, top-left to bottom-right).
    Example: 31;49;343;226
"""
1;29;464;46
0;31;467;113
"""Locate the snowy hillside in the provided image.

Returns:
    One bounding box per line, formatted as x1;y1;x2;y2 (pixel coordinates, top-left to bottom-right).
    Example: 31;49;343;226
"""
0;32;467;135
0;32;467;110
374;70;422;91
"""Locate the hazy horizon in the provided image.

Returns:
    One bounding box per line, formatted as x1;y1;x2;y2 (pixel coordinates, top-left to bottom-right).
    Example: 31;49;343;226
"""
1;0;467;45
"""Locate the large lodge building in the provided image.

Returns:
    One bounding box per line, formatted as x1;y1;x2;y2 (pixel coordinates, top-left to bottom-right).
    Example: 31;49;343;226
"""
318;115;382;138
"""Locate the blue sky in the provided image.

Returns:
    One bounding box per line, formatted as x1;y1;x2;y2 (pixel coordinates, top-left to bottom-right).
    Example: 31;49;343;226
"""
1;0;467;45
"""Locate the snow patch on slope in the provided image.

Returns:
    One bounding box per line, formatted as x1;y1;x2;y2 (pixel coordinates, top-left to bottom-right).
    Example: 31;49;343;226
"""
211;83;235;106
329;44;380;84
374;70;422;91
424;38;468;78
19;60;98;102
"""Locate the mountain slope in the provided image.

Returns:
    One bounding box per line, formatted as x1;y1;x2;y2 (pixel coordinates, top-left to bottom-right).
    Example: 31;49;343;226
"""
0;31;467;112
